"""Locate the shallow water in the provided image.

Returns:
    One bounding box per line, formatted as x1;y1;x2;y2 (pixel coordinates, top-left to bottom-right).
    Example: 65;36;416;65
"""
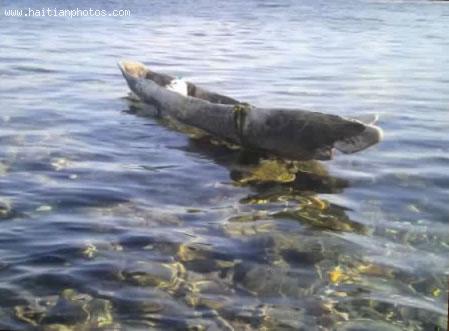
1;0;448;330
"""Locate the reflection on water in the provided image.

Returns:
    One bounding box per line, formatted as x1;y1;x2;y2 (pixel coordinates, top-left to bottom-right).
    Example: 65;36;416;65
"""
1;0;449;329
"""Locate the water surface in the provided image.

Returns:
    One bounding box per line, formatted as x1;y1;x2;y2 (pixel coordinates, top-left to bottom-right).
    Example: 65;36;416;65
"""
0;0;448;330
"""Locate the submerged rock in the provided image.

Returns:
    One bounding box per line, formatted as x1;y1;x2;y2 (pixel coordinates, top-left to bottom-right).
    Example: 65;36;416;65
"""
0;199;13;220
81;242;97;259
110;287;167;316
260;305;310;331
183;279;234;310
42;324;73;331
335;319;405;331
0;162;9;176
40;290;90;325
122;261;185;291
86;298;114;328
233;262;319;297
41;298;89;325
273;202;368;234
177;243;235;273
15;289;115;329
14;304;46;326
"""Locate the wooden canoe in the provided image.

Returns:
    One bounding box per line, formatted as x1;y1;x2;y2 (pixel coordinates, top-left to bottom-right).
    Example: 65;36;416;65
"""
118;60;382;161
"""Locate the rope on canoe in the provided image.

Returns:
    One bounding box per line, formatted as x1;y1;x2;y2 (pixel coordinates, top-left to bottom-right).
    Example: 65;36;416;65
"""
232;103;251;146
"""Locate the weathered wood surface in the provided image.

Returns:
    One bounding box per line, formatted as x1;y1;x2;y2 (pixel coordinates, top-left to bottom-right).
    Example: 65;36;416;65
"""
118;60;382;161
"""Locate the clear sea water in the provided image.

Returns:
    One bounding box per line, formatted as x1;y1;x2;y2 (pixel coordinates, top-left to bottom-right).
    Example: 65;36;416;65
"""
0;0;448;330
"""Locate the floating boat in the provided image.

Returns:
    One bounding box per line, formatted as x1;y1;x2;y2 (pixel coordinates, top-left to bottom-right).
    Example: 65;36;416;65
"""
118;60;382;161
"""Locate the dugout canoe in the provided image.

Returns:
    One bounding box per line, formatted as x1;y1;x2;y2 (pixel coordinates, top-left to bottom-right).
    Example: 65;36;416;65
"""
118;60;382;161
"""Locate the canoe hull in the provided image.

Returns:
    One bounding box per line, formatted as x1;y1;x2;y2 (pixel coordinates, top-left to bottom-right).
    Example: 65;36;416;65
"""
118;60;382;161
